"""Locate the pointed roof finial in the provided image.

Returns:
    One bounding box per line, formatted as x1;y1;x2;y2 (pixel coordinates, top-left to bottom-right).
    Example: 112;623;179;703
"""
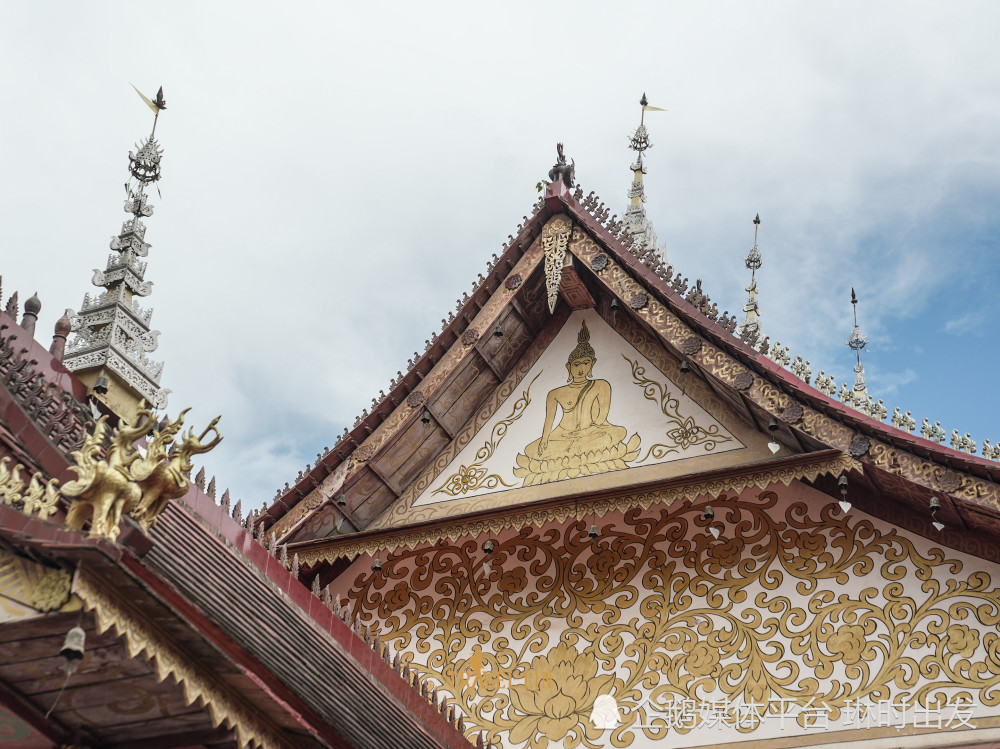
63;87;171;422
737;214;764;345
845;287;871;412
623;93;666;258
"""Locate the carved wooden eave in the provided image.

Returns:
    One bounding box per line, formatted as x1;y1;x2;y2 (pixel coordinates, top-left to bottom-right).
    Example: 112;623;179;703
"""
291;450;859;568
267;180;1000;567
0;491;474;749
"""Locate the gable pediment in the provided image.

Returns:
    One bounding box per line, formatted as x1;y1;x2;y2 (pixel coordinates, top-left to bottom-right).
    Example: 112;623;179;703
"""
369;307;778;529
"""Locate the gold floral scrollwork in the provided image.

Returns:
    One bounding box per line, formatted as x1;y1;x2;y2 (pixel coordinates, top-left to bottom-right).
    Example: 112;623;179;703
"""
542;216;573;314
349;486;1000;746
433;373;539;497
624;355;731;461
505;642;614;745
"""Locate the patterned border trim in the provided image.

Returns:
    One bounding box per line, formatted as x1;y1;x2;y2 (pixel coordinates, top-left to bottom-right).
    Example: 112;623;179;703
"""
297;453;859;566
72;567;294;749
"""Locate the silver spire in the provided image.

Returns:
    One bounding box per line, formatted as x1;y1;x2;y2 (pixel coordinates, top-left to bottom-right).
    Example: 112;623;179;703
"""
736;214;763;344
64;87;170;411
622;93;667;260
844;287;871;412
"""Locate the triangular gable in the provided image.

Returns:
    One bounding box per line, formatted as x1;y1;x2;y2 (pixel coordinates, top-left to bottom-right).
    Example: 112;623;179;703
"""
368;308;779;529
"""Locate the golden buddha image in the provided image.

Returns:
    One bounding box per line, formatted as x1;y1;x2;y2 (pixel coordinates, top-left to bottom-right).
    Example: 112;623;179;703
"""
514;321;640;486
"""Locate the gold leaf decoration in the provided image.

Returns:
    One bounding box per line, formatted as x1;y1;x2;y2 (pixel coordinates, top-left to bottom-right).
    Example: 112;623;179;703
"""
346;487;1000;746
623;355;731;462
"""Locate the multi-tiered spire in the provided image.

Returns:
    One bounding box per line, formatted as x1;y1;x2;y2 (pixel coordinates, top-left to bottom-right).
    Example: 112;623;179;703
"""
64;87;170;421
737;214;764;342
623;93;666;259
844;287;871;411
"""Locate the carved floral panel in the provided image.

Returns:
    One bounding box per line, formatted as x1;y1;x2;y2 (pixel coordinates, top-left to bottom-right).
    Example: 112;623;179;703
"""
337;480;1000;747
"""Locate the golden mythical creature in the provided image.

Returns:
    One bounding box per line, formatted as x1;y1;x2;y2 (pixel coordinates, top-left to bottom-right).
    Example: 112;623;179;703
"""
63;411;154;539
59;405;221;539
514;321;639;486
130;412;222;530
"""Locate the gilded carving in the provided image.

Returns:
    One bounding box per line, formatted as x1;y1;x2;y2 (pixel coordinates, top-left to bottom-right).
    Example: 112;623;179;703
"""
542;215;574;314
0;550;79;619
62;408;221;538
345;483;1000;747
0;458;61;519
29;567;72;612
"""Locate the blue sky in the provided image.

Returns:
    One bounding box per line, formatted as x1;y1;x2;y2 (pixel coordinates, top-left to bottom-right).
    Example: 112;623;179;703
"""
1;2;997;507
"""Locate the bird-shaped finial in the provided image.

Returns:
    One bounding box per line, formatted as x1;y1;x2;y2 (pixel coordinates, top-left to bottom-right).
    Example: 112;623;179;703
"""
753;213;760;225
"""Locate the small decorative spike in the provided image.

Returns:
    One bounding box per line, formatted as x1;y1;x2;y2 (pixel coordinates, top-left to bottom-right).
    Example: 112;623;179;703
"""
393;651;401;670
5;291;19;320
207;476;217;499
233;499;242;523
267;532;277;555
322;585;333;608
983;439;999;461
195;467;206;490
220;489;230;515
311;576;321;596
291;553;300;579
279;544;288;568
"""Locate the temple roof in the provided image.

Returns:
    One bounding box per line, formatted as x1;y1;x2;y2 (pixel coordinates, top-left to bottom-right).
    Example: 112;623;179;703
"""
261;178;1000;569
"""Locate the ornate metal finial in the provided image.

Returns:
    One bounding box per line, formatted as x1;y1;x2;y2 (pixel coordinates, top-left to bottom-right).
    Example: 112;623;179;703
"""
548;143;575;188
63;87;172;417
736;214;764;345
623;93;667;259
844;287;871;412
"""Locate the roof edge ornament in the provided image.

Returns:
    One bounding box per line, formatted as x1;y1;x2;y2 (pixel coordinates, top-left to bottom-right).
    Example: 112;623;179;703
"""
547;143;575;189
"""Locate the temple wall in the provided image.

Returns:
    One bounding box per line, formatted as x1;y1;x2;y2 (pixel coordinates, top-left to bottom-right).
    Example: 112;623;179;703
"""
333;480;1000;748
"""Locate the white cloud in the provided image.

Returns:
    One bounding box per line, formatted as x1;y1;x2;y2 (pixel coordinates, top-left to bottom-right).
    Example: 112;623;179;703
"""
1;1;999;501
